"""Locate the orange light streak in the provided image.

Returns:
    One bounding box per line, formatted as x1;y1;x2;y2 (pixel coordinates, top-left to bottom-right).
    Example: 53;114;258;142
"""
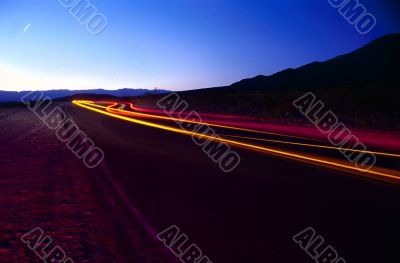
221;134;400;158
85;100;310;141
73;100;400;184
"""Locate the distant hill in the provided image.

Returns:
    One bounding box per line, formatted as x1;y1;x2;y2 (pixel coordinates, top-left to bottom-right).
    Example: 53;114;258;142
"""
0;88;169;103
230;33;400;91
143;33;400;130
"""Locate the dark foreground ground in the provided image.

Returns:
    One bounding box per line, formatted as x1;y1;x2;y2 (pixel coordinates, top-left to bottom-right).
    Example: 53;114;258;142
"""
1;103;400;262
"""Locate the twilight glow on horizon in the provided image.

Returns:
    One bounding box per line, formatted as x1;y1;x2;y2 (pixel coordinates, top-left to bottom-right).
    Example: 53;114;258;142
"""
0;0;399;92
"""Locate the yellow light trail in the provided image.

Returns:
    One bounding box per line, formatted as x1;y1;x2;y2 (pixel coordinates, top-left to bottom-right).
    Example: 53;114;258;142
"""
220;134;400;158
73;100;400;184
81;100;314;141
89;101;400;158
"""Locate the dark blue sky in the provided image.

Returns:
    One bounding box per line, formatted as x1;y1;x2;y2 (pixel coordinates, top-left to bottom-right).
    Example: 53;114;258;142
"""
0;0;399;91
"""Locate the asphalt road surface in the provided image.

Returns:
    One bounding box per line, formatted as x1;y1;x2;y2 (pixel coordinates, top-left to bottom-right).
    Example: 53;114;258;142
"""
1;101;400;262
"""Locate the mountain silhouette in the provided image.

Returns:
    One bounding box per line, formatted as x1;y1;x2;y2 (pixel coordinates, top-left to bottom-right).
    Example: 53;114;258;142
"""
230;33;400;91
0;88;169;103
169;33;400;129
